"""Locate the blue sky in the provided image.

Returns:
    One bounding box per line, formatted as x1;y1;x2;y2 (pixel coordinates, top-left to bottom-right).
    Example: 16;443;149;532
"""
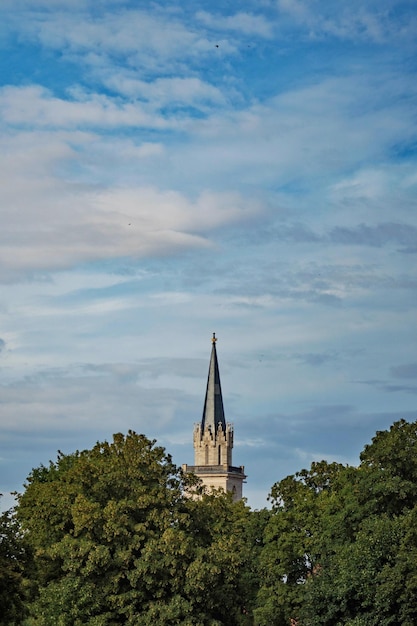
1;0;417;510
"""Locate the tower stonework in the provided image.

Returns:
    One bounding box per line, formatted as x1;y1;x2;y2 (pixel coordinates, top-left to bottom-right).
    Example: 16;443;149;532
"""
183;334;246;501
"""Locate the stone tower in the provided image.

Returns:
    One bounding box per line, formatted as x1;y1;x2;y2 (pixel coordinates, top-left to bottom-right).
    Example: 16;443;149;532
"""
183;333;246;501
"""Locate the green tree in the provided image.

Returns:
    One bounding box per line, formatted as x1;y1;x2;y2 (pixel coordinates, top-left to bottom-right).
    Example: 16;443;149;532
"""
301;419;417;626
254;461;349;626
359;418;417;515
16;432;254;626
0;500;32;625
254;420;417;626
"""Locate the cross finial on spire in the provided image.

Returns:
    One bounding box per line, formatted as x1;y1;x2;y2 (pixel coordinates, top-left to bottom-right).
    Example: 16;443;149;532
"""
212;332;217;344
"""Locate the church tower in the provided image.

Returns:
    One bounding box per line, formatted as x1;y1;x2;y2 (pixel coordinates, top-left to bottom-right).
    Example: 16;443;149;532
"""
183;333;246;501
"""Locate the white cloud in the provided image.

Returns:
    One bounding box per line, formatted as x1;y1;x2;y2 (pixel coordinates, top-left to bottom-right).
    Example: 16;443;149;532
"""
0;78;228;132
196;11;274;38
275;0;417;43
1;0;416;515
8;7;227;65
276;0;310;22
100;74;225;106
94;187;261;232
169;71;417;196
0;127;261;280
0;85;170;129
2;67;414;283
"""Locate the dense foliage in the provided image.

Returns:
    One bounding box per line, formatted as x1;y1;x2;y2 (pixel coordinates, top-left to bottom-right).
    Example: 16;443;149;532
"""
0;502;32;625
15;432;255;625
2;420;417;624
255;419;417;626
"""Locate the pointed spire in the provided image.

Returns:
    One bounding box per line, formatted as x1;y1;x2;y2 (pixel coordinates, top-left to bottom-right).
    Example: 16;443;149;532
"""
201;333;226;434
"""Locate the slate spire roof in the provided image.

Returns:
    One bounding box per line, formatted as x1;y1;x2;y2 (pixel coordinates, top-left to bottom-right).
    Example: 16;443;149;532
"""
201;333;226;434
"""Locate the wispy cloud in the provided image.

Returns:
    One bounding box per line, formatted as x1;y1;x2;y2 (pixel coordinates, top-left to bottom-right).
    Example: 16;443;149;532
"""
276;0;417;43
0;118;262;281
0;86;171;129
329;223;417;252
196;11;274;38
358;379;417;395
390;363;417;379
99;75;226;107
271;221;417;252
1;0;416;511
12;7;217;60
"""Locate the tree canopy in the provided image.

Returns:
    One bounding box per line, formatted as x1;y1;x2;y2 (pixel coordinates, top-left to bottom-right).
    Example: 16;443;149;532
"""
16;432;254;625
2;419;417;625
0;500;32;626
254;420;417;626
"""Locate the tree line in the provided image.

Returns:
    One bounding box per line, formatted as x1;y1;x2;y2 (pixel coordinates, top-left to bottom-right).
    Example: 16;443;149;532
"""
2;419;417;625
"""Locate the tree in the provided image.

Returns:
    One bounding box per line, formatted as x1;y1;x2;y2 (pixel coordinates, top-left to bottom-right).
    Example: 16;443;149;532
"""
0;500;31;625
300;419;417;626
255;429;417;626
16;432;254;625
359;418;417;515
254;461;349;626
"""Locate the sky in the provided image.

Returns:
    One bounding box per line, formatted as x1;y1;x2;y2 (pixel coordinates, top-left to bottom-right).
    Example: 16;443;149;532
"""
1;0;417;511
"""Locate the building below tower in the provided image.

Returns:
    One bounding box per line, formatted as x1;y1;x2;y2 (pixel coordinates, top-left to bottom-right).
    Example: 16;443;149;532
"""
182;333;246;501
